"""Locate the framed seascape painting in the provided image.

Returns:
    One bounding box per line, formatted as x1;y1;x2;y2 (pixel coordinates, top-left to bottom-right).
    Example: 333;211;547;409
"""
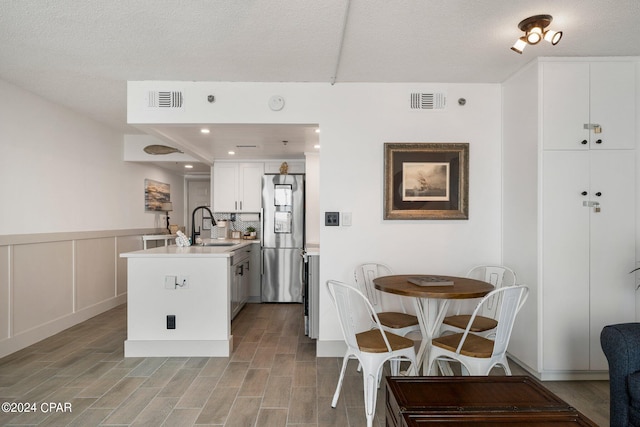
384;142;469;220
144;179;171;212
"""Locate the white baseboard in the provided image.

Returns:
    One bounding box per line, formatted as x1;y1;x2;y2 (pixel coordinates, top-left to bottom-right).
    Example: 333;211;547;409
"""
124;337;233;357
508;353;609;381
316;339;346;357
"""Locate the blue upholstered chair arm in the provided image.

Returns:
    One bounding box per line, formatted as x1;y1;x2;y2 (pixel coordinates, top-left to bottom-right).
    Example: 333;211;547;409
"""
601;323;640;427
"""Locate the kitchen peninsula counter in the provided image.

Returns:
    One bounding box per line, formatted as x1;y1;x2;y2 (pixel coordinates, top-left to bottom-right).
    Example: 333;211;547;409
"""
124;239;255;258
121;239;259;357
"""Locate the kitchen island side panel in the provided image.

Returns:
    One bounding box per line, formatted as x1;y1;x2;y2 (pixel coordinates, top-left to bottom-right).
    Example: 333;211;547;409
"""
124;256;231;357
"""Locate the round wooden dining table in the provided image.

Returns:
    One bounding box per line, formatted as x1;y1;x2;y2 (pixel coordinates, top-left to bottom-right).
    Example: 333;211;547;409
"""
373;275;494;375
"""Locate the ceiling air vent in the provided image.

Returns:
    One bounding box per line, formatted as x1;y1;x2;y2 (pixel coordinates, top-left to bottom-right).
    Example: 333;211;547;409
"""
410;92;446;110
146;91;184;109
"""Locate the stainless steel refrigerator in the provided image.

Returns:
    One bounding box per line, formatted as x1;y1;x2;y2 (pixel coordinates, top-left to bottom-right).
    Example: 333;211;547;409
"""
261;174;305;302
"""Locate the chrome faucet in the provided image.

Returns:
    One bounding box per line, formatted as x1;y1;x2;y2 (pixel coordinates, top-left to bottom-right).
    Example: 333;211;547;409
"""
191;206;216;244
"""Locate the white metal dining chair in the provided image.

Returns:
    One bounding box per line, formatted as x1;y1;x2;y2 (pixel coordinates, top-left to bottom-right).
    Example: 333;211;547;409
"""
354;263;421;338
440;265;517;338
326;280;417;427
354;263;421;376
428;285;529;376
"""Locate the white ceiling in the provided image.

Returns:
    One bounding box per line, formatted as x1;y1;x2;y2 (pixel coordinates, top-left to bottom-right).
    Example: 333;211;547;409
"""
2;1;640;172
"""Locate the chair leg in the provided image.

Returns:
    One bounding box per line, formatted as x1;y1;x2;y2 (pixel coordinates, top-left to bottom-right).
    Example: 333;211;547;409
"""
332;353;350;408
361;362;379;427
390;358;400;376
459;362;471;376
436;360;454;376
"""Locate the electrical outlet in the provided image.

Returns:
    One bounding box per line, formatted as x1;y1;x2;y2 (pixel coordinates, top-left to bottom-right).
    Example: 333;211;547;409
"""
167;315;176;329
325;212;340;226
230;213;236;221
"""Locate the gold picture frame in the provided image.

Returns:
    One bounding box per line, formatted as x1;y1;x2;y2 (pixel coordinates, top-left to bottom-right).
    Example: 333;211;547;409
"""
384;143;469;220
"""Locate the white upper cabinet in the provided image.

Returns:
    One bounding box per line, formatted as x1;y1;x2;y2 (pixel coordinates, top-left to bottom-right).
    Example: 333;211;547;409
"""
213;162;264;212
543;61;636;150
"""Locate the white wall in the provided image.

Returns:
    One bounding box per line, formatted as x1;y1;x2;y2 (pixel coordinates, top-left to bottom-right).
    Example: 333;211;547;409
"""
0;78;187;357
304;152;320;245
0;79;185;236
129;81;503;356
502;61;541;371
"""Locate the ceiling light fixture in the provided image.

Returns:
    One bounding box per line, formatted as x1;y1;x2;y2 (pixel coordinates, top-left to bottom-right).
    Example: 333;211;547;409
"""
184;164;193;169
200;128;210;134
511;14;562;54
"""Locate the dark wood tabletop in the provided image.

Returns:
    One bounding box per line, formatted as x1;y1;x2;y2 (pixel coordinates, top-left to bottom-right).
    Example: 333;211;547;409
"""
373;275;494;299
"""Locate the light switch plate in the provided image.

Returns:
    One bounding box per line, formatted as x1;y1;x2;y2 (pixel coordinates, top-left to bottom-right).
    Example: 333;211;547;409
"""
342;212;352;226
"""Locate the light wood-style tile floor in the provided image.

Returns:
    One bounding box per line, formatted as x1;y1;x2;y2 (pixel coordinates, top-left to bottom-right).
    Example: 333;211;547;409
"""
0;303;610;426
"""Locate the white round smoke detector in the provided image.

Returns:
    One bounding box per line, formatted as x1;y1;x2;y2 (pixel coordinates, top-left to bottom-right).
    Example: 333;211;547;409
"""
268;95;285;111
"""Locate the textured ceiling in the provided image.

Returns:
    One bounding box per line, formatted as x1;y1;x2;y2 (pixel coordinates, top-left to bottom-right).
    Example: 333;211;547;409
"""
2;1;640;166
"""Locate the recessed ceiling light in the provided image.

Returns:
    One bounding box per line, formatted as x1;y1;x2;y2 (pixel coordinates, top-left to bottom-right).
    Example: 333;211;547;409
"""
314;144;320;149
200;128;210;134
315;128;320;133
184;164;194;169
228;151;235;155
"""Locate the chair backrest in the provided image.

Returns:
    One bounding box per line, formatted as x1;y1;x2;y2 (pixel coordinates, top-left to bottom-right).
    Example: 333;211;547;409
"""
459;285;529;357
326;280;393;352
466;265;518;318
353;263;394;312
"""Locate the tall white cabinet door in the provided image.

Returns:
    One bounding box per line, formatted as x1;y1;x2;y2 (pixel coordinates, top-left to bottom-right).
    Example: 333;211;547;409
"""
590;62;636;150
213;163;239;212
238;163;264;212
589;150;636;369
542;62;590;150
542;150;590;370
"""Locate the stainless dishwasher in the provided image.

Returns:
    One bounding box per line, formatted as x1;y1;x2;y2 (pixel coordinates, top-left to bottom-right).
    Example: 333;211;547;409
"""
302;251;319;339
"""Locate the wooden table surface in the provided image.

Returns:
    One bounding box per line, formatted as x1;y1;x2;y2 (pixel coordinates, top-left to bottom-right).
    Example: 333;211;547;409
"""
373;274;496;375
385;376;598;427
373;274;494;299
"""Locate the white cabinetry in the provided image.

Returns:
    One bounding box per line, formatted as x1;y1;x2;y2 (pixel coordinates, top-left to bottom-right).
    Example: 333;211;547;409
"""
543;62;636;150
503;58;637;379
231;245;252;319
542;150;635;371
213;162;264;212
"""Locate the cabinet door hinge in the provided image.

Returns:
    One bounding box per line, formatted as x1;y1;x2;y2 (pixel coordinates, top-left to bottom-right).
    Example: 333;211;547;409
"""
583;123;602;133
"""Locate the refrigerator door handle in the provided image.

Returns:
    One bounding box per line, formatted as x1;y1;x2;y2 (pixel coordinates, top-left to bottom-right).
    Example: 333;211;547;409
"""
260;208;264;276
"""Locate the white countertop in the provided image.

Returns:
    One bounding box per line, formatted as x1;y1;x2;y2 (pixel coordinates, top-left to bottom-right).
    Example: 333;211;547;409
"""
141;234;177;240
305;243;320;256
121;239;259;258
